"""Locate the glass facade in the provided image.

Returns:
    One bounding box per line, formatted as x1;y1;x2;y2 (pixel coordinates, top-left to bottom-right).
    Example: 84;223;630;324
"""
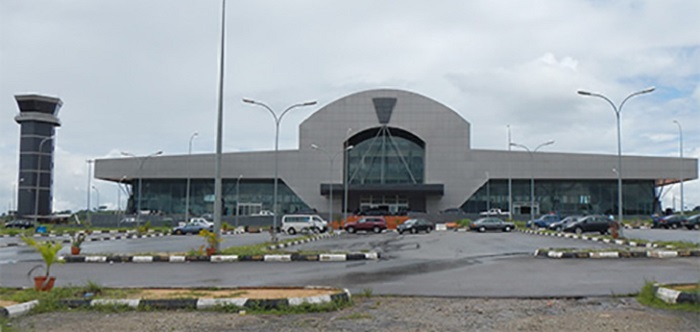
462;179;657;216
128;179;310;216
347;126;425;185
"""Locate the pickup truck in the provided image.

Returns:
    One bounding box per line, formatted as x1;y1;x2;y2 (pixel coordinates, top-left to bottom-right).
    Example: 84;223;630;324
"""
479;208;510;217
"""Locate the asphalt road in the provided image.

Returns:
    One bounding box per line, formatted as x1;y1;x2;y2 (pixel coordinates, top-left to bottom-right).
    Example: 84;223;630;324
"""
1;231;698;297
623;228;700;244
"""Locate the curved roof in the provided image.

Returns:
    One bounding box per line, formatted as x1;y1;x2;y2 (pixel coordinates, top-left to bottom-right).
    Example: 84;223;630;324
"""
299;88;470;151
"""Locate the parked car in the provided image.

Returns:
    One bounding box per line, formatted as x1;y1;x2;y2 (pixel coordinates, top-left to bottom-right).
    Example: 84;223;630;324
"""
172;219;214;235
653;214;687;229
562;215;611;235
397;218;435;234
440;208;464;215
548;215;583;232
281;214;328;235
468;217;515;232
479;208;511;217
344;217;387;234
189;217;214;228
252;210;275;216
4;219;35;229
682;215;700;230
527;214;561;228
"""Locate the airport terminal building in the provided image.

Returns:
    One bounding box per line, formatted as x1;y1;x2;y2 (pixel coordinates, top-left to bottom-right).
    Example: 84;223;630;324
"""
94;89;697;219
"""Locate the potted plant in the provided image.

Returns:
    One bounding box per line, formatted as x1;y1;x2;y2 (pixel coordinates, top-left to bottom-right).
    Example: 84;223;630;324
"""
21;236;63;291
198;229;222;256
70;231;87;255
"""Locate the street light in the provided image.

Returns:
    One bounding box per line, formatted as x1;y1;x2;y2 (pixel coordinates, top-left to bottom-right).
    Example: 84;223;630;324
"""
343;143;354;227
243;98;317;242
578;87;655;237
34;136;54;223
86;160;93;214
507;125;512;218
311;143;353;227
673;120;683;215
121;150;163;226
185;132;198;223
236;174;242;228
92;185;100;211
510;140;555;226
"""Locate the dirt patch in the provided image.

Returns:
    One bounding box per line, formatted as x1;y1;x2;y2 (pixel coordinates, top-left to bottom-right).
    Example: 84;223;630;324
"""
128;287;342;300
0;300;17;307
669;284;699;292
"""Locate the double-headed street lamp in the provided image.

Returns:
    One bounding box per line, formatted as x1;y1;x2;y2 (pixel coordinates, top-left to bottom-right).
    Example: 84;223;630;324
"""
34;136;54;223
578;87;655;237
185;132;198;223
311;143;354;226
673;120;684;215
243;98;317;242
121;150;163;226
510;140;555;226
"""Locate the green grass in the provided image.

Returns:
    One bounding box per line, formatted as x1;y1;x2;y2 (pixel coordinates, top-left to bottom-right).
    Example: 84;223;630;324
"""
637;281;700;312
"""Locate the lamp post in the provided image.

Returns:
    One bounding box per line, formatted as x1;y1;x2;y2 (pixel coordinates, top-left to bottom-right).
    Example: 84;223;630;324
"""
121;150;163;226
673;120;683;215
92;185;100;211
185;132;198;223
343;143;354;227
86;159;93;215
243;98;317;242
507;125;512;218
510;140;555;226
235;174;242;228
578;87;655;237
311;144;353;227
34;136;54;223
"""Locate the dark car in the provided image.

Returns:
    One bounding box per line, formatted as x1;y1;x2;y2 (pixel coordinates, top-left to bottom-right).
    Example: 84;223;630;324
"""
172;220;213;235
397;218;435;234
468;217;515;232
528;214;561;228
4;220;35;229
548;215;583;232
563;215;611;235
653;214;687;229
344;217;387;234
682;215;700;230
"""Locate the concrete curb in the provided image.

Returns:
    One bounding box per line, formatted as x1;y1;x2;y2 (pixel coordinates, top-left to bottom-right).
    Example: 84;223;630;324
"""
533;248;700;259
0;229;245;248
519;229;672;249
266;232;340;250
653;283;700;305
0;287;351;318
59;251;380;263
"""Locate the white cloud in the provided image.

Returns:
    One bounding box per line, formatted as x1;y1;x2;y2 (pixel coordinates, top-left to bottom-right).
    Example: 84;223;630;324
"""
1;0;698;214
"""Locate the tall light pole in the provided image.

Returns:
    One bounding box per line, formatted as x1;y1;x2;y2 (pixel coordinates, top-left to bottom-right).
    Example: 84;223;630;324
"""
86;159;93;214
673;120;683;215
92;185;100;211
343;143;354;227
34;136;54;223
243;98;317;242
121;150;163;226
578;87;655;237
510;140;555;226
212;0;228;252
311;144;353;226
507;125;512;218
235;174;242;228
185;131;198;223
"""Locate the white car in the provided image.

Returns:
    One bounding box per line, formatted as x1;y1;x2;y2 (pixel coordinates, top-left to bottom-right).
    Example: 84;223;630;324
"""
253;210;275;216
479;208;511;217
189;217;214;227
281;214;327;235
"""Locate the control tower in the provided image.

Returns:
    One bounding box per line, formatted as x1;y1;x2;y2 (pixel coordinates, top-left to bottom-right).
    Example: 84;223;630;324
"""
14;94;63;220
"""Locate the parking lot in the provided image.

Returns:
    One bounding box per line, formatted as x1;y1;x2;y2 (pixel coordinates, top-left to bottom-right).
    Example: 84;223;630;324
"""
1;227;698;298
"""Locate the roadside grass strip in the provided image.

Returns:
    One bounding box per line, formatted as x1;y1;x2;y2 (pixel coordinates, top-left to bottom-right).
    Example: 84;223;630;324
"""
652;284;699;305
522;228;700;259
0;287;352;318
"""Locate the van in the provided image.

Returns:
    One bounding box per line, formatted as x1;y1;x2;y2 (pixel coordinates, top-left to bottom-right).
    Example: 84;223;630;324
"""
281;214;328;235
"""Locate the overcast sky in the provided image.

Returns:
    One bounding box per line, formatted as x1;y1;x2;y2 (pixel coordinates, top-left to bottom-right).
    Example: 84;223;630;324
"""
1;0;698;214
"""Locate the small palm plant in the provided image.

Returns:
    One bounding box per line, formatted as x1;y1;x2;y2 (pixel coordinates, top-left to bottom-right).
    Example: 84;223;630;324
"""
22;236;63;291
199;229;222;255
70;231;87;255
